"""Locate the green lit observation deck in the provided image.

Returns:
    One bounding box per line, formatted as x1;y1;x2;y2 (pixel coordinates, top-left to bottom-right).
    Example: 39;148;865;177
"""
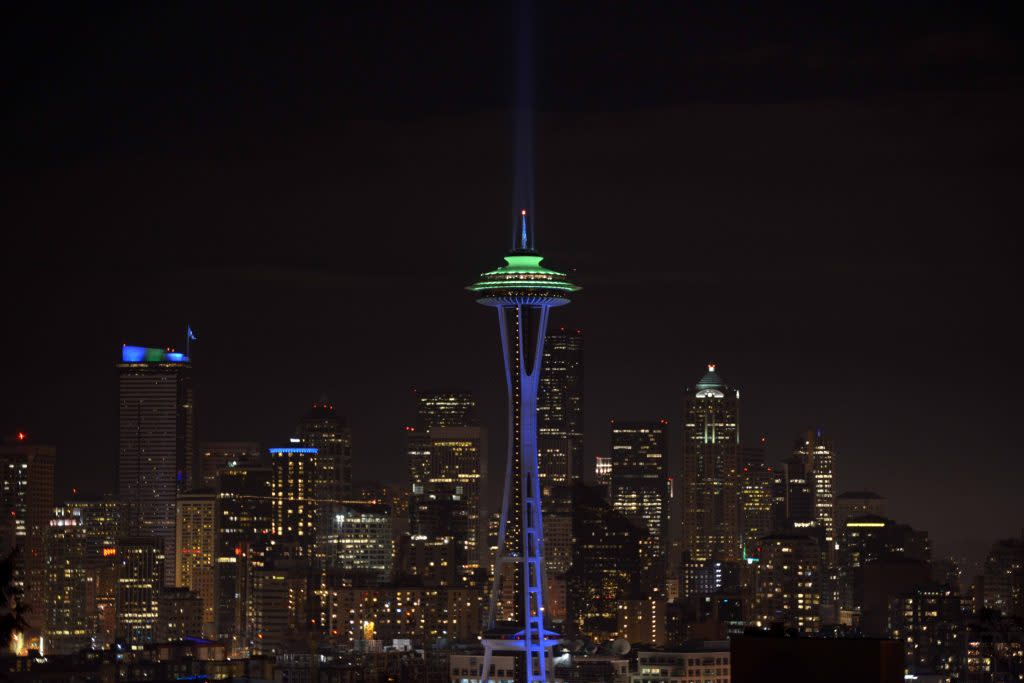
467;253;580;307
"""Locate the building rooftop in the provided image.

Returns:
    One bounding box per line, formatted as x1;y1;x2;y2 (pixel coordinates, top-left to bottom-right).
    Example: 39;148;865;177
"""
121;345;189;364
695;363;726;390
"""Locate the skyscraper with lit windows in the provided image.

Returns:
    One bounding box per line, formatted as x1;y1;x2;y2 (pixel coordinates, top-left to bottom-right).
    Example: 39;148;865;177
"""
609;420;668;567
72;496;125;648
175;490;217;635
118;344;193;585
407;424;487;564
794;430;836;558
566;483;644;639
538;327;584;485
43;505;90;654
682;364;741;562
320;502;393;582
0;435;55;639
214;464;272;649
269;446;317;558
115;536;165;646
739;441;773;557
295;401;352;504
753;532;822;634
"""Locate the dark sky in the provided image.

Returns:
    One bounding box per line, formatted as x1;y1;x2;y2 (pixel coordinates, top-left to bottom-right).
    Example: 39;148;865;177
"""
3;2;1022;571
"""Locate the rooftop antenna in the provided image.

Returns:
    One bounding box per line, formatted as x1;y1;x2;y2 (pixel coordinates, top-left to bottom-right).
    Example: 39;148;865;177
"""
521;209;529;250
185;324;197;359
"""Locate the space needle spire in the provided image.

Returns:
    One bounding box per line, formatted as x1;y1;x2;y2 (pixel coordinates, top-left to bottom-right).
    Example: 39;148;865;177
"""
520;209;529;251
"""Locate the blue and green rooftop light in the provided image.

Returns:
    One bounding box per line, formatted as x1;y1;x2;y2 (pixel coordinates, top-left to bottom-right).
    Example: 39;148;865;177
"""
121;345;189;364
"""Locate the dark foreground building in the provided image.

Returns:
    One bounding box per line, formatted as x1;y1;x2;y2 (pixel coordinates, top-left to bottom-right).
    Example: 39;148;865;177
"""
731;636;903;683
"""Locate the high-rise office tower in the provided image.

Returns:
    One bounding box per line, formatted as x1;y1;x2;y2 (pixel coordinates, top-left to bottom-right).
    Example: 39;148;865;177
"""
772;456;815;531
682;364;741;562
196;442;261;490
1;438;54;645
609;420;668;568
566;483;644;640
407;423;488;565
115;536;165;647
837;514;932;621
214;464;273;648
468;209;580;682
0;435;55;639
888;584;966;678
43;505;90;654
175;491;217;635
739;442;773;557
753;532;822;635
269;446;317;558
538;327;584;485
416;391;477;429
248;568;292;655
981;534;1024;619
118;344;194;585
320;502;393;583
794;430;836;556
73;496;126;648
295;400;352;503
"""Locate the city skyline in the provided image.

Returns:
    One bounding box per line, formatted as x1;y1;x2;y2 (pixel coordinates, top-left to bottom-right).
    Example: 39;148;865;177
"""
3;335;1018;572
1;3;1022;678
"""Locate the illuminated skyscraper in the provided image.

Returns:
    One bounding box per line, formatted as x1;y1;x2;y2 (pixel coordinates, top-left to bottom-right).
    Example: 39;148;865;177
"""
794;430;837;558
772;455;815;531
538;327;584;485
295;400;352;503
753;532;822;635
566;483;644;639
681;364;741;562
0;435;55;638
214;464;272;649
407;425;487;564
115;536;165;647
739;442;773;557
468;209;579;682
175;491;217;635
44;505;90;654
269;446;317;558
117;344;194;585
609;420;668;567
320;502;393;582
73;496;126;648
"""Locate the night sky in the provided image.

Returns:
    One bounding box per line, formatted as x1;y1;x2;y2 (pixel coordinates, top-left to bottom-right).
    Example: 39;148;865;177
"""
3;3;1021;571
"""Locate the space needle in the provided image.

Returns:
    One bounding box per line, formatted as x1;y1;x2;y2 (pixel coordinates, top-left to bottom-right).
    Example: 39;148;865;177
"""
468;208;579;682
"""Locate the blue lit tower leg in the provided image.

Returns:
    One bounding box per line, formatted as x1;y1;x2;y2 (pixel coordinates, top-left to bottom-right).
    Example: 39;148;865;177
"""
469;218;578;683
